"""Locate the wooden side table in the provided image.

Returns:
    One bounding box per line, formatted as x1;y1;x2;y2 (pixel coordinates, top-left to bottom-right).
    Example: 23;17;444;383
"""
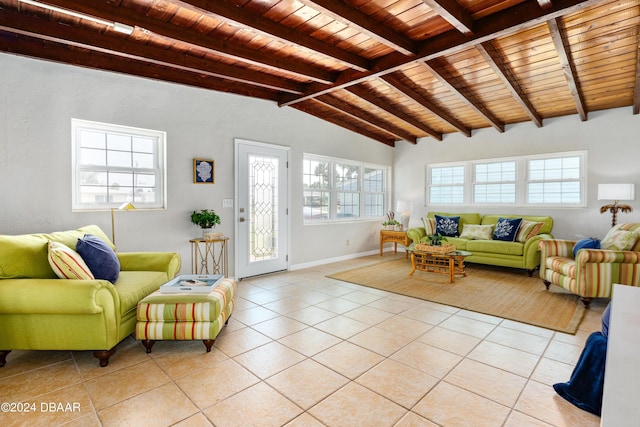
190;237;229;276
379;230;411;258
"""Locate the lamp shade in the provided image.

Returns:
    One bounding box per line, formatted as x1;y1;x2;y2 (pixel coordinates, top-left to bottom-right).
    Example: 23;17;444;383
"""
396;200;412;213
597;184;635;201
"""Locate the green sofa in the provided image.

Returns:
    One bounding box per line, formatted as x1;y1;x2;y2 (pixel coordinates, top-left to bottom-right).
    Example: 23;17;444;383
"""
407;212;553;275
0;225;180;367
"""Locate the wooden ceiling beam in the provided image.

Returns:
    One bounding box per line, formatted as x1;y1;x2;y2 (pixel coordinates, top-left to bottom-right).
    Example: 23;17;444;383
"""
422;0;474;35
0;31;279;100
280;0;603;107
33;0;338;84
346;85;442;141
547;18;587;121
0;10;306;94
381;73;471;137
476;42;543;127
299;0;416;55
316;94;418;144
422;60;505;132
291;100;397;146
179;0;371;71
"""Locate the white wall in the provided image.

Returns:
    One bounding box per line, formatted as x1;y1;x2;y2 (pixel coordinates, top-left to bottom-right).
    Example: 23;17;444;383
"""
394;109;640;240
0;54;393;274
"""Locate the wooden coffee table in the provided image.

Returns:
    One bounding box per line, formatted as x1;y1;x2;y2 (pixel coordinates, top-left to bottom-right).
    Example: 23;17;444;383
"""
408;246;472;283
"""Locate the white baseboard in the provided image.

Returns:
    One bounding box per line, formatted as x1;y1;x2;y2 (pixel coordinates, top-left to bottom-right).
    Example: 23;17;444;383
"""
289;248;382;271
289;247;408;271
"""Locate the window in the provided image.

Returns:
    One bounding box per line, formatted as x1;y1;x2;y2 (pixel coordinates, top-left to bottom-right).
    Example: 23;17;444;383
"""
427;151;586;207
428;165;465;204
303;154;388;222
72;119;166;210
474;161;516;204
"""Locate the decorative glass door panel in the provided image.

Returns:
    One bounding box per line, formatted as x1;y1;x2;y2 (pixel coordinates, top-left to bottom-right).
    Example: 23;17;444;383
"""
249;155;278;263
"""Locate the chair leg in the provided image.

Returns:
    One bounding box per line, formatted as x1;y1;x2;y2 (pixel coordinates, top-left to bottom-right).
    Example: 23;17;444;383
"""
527;268;536;277
542;280;551;290
203;340;215;352
93;348;117;367
0;350;11;367
580;297;592;309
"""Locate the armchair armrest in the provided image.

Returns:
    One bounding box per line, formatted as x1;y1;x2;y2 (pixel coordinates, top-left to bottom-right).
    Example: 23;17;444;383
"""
575;249;640;296
538;238;576;279
117;252;181;279
538;239;577;258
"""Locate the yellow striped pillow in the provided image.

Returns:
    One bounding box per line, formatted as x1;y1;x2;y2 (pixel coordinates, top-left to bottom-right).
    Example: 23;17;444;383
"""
47;241;94;280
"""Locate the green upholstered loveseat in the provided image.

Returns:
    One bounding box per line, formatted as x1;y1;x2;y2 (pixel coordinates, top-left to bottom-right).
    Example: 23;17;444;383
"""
407;212;553;275
0;225;180;367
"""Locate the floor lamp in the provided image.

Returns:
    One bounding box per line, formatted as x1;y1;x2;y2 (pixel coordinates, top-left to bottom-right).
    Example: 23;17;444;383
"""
111;202;136;245
598;184;634;227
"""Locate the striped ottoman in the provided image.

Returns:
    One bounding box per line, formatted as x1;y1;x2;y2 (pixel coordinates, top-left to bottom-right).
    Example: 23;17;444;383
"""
135;278;235;353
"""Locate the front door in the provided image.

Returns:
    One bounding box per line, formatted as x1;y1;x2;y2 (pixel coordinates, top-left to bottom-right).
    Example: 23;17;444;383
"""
235;139;289;279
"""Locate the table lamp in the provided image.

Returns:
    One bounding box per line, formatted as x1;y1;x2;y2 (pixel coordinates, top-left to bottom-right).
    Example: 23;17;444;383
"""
598;184;634;227
111;202;136;245
396;200;412;230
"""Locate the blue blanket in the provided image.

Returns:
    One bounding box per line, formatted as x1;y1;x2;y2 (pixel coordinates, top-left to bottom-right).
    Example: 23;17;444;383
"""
553;331;607;416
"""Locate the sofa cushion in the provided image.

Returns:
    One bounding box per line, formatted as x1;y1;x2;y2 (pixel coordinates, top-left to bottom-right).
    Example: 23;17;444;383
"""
47;241;95;280
601;229;639;251
0;225;113;280
435;215;460;237
573;238;601;258
116;271;169;315
76;234;120;283
493;217;523;242
459;224;494;240
443;237;467;250
482;215;553;235
516;220;544;242
421;217;436;235
466;240;524;256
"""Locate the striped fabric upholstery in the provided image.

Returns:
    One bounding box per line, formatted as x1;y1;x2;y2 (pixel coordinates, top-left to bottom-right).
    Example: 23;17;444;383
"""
539;224;640;300
136;278;235;341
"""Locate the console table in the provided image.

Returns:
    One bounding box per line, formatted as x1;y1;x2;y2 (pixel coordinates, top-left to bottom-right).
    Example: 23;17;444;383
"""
190;237;229;276
379;230;411;258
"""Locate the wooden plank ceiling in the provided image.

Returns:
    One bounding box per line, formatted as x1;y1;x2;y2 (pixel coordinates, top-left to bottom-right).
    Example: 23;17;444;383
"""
0;0;638;146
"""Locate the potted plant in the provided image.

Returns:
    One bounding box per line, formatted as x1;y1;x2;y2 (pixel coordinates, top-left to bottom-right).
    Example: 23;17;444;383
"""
382;211;401;230
423;233;448;246
191;209;221;239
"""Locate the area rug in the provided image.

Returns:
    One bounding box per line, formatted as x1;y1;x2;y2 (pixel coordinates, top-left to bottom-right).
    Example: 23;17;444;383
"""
327;259;584;334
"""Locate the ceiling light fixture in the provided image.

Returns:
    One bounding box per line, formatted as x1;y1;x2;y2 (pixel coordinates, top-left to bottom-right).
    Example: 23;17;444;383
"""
19;0;134;35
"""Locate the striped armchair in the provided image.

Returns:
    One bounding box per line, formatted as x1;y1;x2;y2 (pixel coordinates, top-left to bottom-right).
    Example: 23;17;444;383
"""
539;223;640;308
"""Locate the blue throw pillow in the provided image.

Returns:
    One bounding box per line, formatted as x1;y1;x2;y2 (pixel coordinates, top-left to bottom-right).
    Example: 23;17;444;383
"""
435;215;460;237
76;234;120;283
573;238;601;258
493;217;523;242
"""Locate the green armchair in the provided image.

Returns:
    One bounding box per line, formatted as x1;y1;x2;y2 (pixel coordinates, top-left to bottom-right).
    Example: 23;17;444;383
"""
539;223;640;307
0;225;181;367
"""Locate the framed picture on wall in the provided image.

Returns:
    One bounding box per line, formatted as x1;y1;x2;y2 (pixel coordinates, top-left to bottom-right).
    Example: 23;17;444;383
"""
193;159;214;184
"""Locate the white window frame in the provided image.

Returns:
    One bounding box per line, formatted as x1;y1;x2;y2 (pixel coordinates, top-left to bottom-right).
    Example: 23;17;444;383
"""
426;151;587;207
71;119;167;211
303;153;390;223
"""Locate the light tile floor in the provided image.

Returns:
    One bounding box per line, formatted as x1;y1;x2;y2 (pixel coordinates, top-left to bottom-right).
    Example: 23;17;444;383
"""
0;254;606;426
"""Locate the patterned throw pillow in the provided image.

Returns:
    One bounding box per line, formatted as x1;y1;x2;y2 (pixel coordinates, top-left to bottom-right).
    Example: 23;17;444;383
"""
47;241;95;280
516;220;544;242
76;234;120;283
600;229;640;251
435;215;460;237
459;224;494;240
493;217;523;242
421;217;436;235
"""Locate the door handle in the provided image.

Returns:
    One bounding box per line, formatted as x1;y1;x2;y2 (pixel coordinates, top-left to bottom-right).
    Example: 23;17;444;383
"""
239;217;245;222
